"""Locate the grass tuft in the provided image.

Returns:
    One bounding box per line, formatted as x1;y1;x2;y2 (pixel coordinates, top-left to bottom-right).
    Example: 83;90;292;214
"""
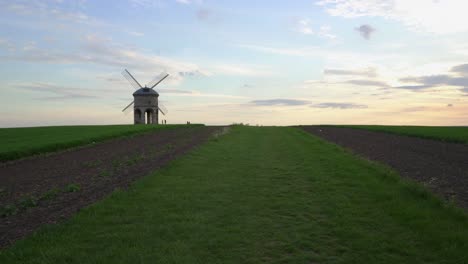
65;184;80;193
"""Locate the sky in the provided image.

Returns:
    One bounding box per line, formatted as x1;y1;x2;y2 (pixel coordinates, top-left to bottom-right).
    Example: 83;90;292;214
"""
1;0;468;127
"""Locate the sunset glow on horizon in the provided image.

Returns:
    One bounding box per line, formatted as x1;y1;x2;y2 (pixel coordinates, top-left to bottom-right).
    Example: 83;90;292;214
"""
1;0;467;127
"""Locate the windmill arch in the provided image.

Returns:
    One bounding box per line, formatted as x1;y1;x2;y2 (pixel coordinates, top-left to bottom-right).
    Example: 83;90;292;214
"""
134;109;142;124
145;108;155;124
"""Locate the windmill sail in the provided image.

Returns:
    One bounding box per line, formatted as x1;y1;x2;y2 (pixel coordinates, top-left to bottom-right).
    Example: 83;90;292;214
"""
122;100;134;113
122;69;143;90
158;102;168;115
148;72;169;89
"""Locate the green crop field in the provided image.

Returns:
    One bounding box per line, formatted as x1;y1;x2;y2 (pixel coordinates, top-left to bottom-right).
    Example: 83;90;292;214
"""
1;126;466;263
0;124;199;162
337;125;468;143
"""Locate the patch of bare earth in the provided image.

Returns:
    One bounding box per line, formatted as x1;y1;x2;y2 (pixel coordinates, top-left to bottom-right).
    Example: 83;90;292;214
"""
301;126;468;210
0;126;223;248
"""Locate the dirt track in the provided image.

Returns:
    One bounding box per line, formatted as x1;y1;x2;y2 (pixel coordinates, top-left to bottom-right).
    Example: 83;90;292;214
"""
302;126;468;210
0;126;222;248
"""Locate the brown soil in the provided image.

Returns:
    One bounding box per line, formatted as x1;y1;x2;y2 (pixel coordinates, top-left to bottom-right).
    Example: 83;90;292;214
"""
0;126;223;248
301;126;468;210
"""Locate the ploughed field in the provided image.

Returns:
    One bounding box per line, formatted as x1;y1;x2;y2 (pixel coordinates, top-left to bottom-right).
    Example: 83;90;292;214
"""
0;125;467;263
0;125;222;247
335;125;468;143
0;124;194;162
302;125;468;209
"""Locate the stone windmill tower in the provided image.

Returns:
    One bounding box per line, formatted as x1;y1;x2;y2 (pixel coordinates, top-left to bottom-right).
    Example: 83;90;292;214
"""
121;69;169;124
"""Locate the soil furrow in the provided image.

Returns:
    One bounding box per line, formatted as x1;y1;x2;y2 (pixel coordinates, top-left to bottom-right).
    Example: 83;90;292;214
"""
0;126;222;248
301;126;468;210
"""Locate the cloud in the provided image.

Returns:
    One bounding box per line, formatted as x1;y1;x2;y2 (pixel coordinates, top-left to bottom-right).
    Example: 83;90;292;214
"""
1;34;211;84
398;73;468;91
238;43;399;64
296;19;314;35
317;0;468;34
294;19;337;39
402;106;428;112
450;64;468;75
239;44;320;57
346;79;389;88
211;64;273;77
311;102;368;109
447;104;453;107
2;1;100;27
12;82;98;100
249;99;312;106
128;0;166;8
355;24;375;40
393;85;435;90
393;64;468;95
3;35;270;79
176;0;203;4
167;91;247;99
0;38;15;52
317;25;337;39
196;8;212;21
324;68;377;77
158;88;193;94
126;31;144;37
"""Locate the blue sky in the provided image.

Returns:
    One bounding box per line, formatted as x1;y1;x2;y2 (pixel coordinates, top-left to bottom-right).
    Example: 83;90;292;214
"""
1;0;468;127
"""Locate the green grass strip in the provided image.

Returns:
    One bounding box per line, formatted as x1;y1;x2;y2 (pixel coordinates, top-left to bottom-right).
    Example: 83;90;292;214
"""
333;125;468;143
1;126;466;263
0;124;202;162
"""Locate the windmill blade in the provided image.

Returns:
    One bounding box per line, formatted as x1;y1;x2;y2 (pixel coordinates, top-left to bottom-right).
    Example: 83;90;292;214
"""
158;102;168;115
148;72;169;89
122;69;143;90
122;100;134;113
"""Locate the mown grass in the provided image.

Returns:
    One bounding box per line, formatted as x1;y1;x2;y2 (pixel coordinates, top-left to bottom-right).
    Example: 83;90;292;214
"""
0;126;466;263
0;124;201;162
335;125;468;143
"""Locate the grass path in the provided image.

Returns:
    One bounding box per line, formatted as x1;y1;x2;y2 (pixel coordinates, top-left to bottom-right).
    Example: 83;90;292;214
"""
0;126;466;263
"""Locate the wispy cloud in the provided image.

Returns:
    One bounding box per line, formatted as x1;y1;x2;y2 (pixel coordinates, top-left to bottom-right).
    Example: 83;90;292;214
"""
249;99;312;106
317;0;468;34
324;68;377;78
158;88;193;94
296;19;314;35
346;79;389;88
317;25;337;40
12;82;98;101
0;38;15;52
239;44;321;56
126;31;145;37
197;8;213;21
311;102;368;109
402;106;429;112
294;19;337;39
450;64;468;75
397;67;468;93
211;64;273;77
1;34;208;84
355;24;375;40
1;1;101;27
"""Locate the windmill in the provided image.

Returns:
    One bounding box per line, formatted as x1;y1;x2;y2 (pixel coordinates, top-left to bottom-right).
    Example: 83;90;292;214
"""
121;69;169;125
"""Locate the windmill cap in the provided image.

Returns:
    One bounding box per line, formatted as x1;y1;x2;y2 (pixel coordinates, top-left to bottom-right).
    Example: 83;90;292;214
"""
133;87;159;96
